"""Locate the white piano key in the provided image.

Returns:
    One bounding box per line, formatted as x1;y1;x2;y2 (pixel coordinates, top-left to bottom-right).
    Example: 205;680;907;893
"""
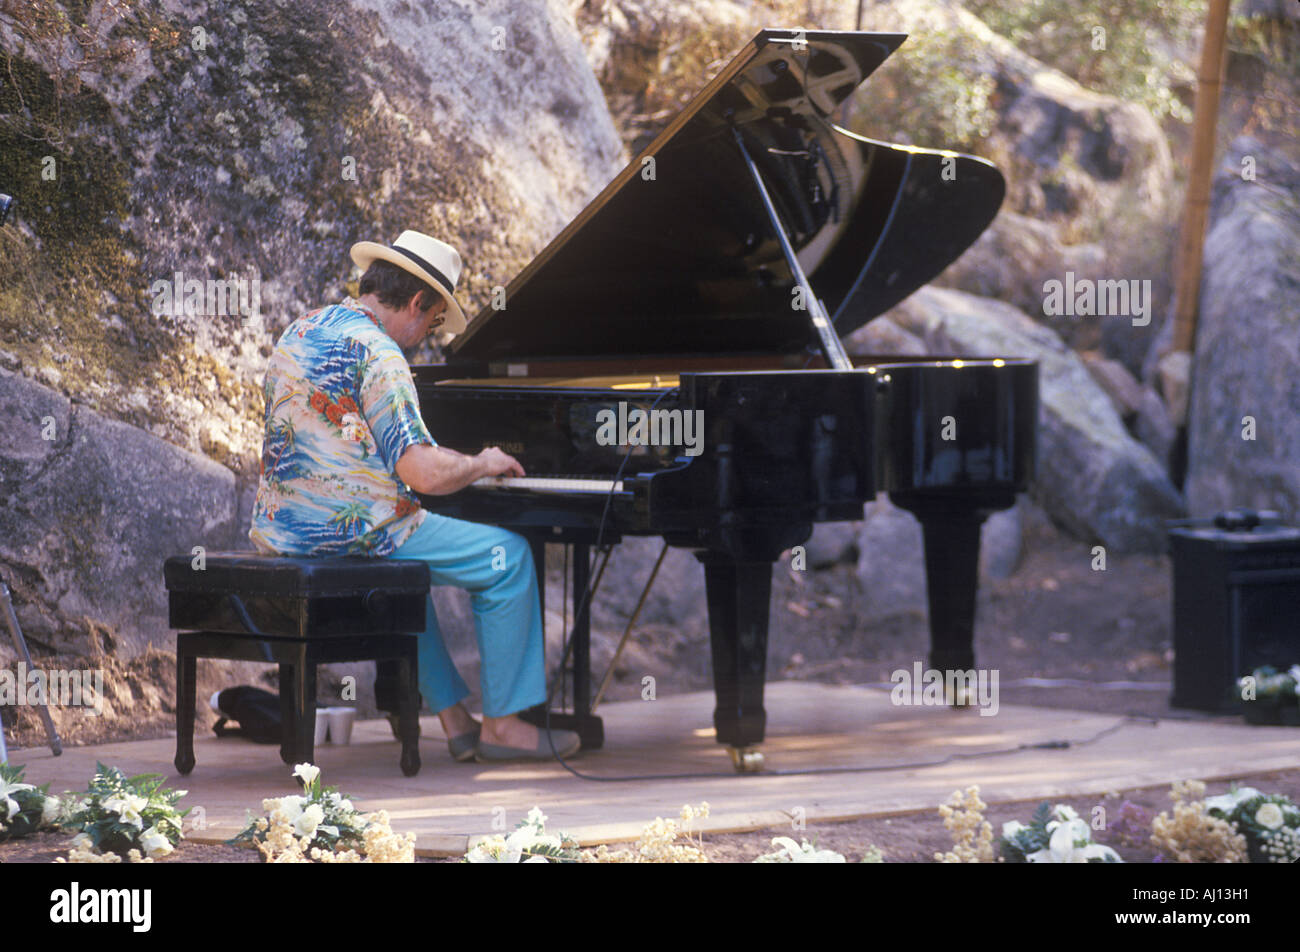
471;476;624;494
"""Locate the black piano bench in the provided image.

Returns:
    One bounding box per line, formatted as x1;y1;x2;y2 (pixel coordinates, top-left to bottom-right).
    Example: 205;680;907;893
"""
162;553;430;777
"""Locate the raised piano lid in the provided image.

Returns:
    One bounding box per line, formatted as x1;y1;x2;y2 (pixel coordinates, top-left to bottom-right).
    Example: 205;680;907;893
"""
447;28;1005;367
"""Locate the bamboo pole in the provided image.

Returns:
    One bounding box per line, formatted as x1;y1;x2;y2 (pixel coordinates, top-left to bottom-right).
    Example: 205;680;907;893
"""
1168;0;1233;357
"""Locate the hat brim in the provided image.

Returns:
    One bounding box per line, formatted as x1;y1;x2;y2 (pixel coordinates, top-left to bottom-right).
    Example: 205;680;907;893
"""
350;241;469;335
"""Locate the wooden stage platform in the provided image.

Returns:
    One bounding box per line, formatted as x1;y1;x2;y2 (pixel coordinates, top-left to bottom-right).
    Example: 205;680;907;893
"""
13;682;1299;856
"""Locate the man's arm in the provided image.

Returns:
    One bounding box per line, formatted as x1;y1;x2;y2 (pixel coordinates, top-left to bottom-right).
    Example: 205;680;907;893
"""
395;444;525;496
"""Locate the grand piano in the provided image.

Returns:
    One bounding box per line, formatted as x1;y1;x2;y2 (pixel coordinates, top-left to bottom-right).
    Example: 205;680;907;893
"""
411;29;1037;771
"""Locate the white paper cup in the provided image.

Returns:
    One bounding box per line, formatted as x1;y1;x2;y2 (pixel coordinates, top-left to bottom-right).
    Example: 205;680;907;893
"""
326;707;356;745
313;707;330;746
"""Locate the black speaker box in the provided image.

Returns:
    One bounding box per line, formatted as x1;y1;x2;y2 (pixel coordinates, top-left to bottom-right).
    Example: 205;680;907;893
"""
1169;512;1300;712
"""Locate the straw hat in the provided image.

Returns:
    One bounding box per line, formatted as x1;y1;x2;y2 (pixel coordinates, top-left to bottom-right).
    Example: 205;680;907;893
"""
350;230;468;334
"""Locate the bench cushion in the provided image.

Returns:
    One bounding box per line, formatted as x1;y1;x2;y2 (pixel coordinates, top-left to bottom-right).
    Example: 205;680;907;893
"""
164;552;429;638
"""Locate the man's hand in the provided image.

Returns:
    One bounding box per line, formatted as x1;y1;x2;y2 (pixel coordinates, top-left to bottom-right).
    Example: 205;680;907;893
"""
476;446;525;479
395;443;524;495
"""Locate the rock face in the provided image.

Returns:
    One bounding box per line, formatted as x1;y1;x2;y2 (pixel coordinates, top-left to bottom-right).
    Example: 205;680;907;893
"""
0;0;625;657
1185;139;1300;522
933;211;1108;349
0;0;624;473
0;371;243;657
885;287;1185;553
1240;0;1300;21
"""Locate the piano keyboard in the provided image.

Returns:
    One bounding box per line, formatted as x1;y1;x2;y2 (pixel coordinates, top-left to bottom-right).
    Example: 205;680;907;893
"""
470;475;625;494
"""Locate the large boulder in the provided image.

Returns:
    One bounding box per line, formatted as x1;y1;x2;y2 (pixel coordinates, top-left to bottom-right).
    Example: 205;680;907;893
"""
0;371;242;657
933;211;1108;349
853;0;1176;374
884;287;1185;552
855;0;1174;228
854;495;1023;620
0;0;624;657
1185;139;1300;522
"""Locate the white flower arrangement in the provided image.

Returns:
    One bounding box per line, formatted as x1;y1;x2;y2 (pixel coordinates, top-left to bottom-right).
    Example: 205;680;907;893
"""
1204;784;1300;863
753;837;847;863
58;762;186;861
232;764;413;862
1001;803;1123;863
1238;665;1300;718
0;763;62;842
464;807;580;863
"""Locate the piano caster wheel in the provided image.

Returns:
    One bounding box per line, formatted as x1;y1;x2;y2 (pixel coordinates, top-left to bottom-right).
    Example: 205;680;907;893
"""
728;747;765;774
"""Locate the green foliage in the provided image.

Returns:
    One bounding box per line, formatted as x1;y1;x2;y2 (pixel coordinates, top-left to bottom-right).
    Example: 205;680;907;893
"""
999;801;1054;862
0;762;60;841
849;26;996;150
965;0;1206;122
62;762;187;858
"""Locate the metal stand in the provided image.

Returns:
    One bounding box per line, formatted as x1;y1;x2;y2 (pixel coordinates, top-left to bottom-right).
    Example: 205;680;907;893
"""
1;579;62;759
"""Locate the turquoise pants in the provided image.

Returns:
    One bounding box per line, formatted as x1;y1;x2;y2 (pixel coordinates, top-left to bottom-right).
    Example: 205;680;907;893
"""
390;513;546;718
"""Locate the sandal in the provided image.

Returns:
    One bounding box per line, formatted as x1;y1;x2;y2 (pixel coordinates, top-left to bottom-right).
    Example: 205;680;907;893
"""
448;724;482;762
475;727;580;763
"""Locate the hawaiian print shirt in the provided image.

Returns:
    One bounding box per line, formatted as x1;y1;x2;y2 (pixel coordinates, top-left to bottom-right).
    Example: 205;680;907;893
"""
249;298;434;556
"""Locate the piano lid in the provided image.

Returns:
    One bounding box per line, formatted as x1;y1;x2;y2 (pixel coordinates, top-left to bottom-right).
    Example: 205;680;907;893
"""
449;28;1005;366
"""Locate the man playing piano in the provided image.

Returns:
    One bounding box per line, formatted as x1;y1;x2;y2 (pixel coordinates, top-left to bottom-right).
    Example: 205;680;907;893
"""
248;230;581;762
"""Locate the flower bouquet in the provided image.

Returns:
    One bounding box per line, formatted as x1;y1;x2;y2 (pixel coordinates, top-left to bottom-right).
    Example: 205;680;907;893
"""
1204;786;1300;863
464;807;580;863
753;837;849;863
61;762;187;860
1238;665;1300;725
231;764;372;860
0;763;61;841
1000;803;1123;863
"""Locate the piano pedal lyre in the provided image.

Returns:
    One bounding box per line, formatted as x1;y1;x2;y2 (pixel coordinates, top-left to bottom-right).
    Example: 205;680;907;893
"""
728;746;765;774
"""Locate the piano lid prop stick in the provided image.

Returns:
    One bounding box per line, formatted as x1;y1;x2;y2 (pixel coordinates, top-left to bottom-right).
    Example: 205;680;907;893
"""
591;541;670;713
731;126;853;372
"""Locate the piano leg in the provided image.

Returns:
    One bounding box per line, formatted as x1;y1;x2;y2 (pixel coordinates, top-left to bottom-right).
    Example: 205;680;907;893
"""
698;552;771;772
892;493;1011;706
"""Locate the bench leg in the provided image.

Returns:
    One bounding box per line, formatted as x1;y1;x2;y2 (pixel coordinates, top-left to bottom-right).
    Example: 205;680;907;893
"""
278;647;316;767
175;644;197;775
397;649;420;777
